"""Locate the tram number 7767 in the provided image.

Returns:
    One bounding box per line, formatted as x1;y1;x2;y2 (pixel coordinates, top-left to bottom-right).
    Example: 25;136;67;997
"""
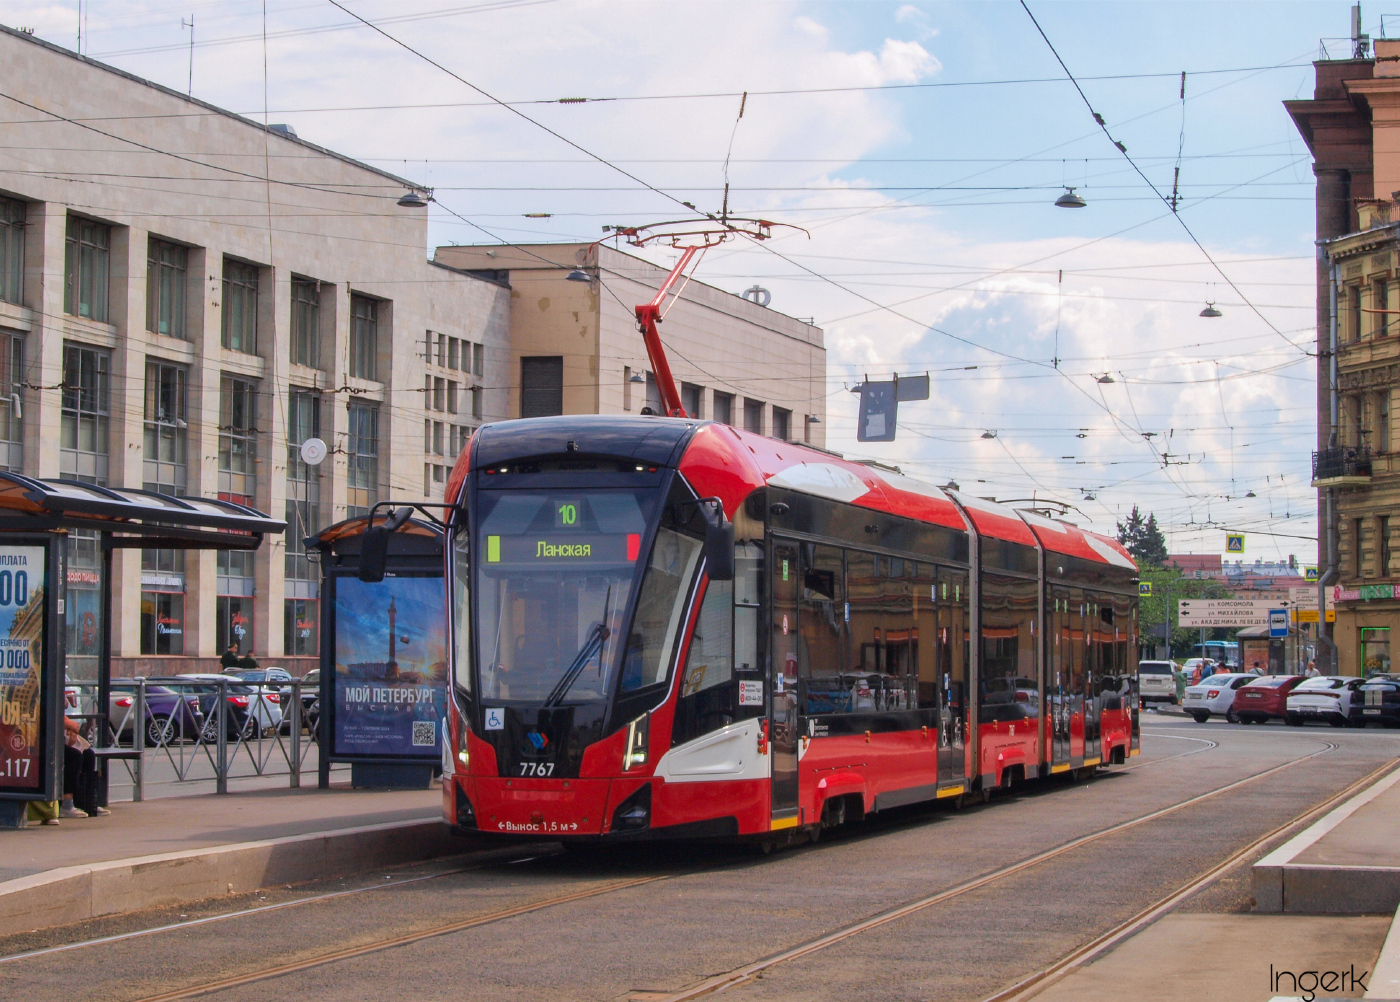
519;762;556;777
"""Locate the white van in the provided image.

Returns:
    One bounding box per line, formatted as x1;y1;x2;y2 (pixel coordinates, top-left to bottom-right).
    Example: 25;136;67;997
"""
1137;661;1177;704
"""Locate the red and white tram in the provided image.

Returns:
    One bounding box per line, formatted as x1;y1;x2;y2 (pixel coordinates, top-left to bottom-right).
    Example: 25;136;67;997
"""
439;414;1140;843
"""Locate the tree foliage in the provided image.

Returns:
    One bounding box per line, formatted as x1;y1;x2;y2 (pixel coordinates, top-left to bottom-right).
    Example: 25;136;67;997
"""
1116;505;1168;568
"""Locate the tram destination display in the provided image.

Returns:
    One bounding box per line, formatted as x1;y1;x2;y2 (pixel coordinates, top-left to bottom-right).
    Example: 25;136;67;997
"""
0;545;45;792
332;575;448;759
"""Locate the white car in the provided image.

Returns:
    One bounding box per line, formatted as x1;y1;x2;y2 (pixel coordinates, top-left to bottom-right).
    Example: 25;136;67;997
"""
1183;673;1256;723
1285;676;1363;728
1137;661;1178;704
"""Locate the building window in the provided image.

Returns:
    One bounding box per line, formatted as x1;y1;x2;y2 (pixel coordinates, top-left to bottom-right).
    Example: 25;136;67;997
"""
1355;517;1366;577
64;217;110;322
146;238;187;339
772;407;791;441
447;380;458;415
350;294;378;380
1380;395;1391;454
1383;515;1392;579
743;398;764;435
1363;627;1392;675
140;592;185;656
291;279;320;368
284;598;318;657
471;385;482;420
0;197;23;306
1376;280;1391;337
217;549;255;655
473;342;484;377
347;401;379;518
285;389;321;585
623;366;634;412
448;337;460;370
221;259;259;354
218;376;258;505
520;356;563;418
713;391;733;425
143;360;188;494
433;376;445;413
1350;286;1363;342
216;595;253;656
0;334;23;472
681;383;703;419
61;343;110;485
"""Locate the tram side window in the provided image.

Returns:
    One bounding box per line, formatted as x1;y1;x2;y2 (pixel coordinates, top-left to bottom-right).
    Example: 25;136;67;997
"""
733;540;762;676
980;571;1039;723
798;544;847;715
672;579;735;747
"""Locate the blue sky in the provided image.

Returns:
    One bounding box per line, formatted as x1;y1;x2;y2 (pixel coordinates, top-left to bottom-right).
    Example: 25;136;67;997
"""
3;1;1354;561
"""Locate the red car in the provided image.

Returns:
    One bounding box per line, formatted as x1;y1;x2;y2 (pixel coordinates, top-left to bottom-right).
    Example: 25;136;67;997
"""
1231;674;1306;724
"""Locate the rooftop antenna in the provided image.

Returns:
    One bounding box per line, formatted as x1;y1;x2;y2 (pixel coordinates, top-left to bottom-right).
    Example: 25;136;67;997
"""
1354;3;1371;58
182;16;195;96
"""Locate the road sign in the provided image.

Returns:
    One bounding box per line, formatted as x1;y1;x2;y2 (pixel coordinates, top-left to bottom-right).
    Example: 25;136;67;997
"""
1178;598;1292;628
1226;533;1245;554
1304;566;1319;582
1293;609;1337;624
1269;609;1289;638
1139;582;1153;597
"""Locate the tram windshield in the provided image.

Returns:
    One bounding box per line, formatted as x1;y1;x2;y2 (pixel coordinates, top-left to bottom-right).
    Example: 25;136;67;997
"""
471;488;701;704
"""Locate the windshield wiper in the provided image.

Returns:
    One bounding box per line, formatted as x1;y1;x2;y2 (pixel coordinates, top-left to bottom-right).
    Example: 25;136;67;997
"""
544;585;614;708
543;622;609;707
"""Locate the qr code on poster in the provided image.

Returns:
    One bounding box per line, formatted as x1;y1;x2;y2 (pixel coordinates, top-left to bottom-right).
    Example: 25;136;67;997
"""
412;721;436;747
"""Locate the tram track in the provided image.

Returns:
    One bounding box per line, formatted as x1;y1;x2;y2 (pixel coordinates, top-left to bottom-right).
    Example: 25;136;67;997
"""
29;736;1348;1002
653;739;1349;1001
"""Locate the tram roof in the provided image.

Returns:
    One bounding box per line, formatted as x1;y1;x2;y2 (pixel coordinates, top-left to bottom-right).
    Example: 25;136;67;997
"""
1018;508;1136;570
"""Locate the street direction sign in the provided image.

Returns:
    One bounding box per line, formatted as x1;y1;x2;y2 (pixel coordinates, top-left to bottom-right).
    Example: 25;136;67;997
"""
1178;598;1293;628
1269;609;1289;638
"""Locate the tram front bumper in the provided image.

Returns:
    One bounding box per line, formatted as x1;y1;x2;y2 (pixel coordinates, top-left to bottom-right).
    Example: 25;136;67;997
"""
469;777;614;836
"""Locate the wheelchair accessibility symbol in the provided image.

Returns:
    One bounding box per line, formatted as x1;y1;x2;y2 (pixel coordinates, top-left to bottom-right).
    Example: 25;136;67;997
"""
485;708;505;731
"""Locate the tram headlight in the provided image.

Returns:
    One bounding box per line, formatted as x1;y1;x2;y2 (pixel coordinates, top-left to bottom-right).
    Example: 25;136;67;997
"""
623;713;650;770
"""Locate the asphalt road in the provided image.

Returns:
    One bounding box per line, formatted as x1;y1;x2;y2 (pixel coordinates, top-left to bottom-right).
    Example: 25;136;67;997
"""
4;715;1398;1002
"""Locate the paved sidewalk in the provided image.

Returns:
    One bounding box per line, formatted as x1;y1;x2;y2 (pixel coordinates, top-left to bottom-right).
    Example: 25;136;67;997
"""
0;784;443;883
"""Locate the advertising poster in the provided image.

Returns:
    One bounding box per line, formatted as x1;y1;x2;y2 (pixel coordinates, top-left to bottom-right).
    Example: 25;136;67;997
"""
333;575;447;758
0;545;45;792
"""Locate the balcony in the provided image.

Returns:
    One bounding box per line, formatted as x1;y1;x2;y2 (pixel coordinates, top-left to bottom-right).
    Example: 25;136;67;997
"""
1312;446;1373;487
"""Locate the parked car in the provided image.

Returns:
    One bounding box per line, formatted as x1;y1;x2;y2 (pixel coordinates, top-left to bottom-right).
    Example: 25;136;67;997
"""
108;684;205;746
298;669;321;734
1230;674;1305;724
176;674;283;739
1137;661;1178;704
1183;673;1256;723
1352;676;1400;728
225;667;318;734
1285;675;1364;727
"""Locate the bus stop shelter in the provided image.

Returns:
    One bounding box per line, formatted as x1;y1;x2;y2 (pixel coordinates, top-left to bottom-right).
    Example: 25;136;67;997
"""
0;474;284;826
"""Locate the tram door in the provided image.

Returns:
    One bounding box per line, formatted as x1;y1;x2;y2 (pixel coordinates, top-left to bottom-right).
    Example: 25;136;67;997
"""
936;568;969;786
768;540;800;825
1049;589;1071;769
1084;596;1104;763
1067;591;1086;761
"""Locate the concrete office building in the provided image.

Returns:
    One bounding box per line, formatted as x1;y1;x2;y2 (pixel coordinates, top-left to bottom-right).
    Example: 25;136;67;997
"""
0;26;511;676
434;243;827;446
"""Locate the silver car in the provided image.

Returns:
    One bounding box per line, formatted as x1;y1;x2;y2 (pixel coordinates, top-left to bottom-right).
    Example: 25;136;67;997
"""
1286;675;1362;728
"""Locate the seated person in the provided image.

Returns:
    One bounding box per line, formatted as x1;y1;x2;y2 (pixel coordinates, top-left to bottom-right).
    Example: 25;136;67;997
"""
60;716;109;819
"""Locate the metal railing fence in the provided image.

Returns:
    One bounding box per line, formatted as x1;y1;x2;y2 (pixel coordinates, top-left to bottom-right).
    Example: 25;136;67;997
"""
66;675;322;800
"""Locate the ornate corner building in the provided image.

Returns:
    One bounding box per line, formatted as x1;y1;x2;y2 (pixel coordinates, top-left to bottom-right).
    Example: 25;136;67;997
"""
1289;36;1400;675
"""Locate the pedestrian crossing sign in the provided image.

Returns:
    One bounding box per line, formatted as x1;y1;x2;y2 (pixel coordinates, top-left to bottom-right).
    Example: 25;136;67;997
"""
1226;533;1245;554
1139;582;1153;596
1304;566;1319;582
